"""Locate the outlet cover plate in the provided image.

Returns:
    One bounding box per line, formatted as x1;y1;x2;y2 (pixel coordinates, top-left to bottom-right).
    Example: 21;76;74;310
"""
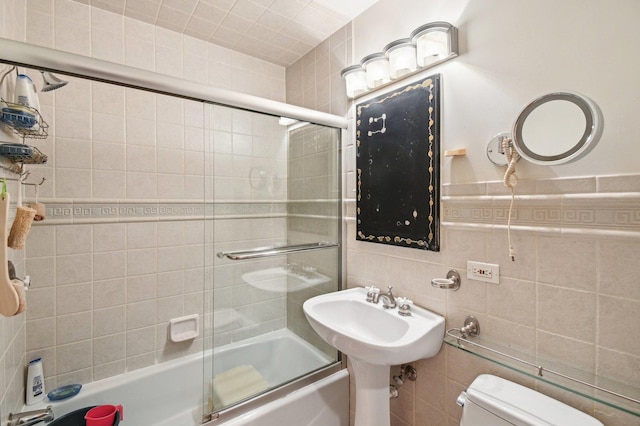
467;261;500;284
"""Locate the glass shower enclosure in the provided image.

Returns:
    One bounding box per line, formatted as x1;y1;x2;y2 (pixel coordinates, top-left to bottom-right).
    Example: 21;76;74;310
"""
205;105;342;419
0;36;343;425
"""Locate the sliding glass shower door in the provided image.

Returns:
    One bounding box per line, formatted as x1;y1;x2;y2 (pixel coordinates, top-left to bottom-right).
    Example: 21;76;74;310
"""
204;104;341;417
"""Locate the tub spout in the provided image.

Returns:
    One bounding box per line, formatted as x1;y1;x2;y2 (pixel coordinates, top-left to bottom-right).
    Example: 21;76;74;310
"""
8;406;54;426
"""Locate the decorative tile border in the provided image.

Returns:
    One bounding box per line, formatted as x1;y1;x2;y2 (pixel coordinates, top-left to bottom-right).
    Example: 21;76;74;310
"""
38;201;288;224
345;174;640;239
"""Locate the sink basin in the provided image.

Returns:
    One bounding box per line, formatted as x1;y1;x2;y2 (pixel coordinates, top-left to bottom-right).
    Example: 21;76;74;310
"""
242;266;330;293
303;287;445;426
303;287;444;365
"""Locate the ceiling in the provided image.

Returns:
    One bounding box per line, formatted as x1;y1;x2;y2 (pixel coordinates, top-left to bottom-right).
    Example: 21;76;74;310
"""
74;0;377;67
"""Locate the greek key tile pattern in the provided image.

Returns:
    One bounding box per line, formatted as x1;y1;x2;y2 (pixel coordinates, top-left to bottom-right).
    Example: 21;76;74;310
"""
441;174;640;237
41;201;288;224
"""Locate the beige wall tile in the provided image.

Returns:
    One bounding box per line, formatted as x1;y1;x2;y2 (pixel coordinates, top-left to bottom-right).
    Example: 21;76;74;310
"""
26;226;55;258
598;240;640;301
26;257;55;288
93;142;126;171
55;282;89;319
537;330;596;375
537;237;597;291
92;251;126;281
27;318;56;351
94;333;125;365
127;248;157;276
56;225;92;256
487;278;535;326
93;170;127;199
127;274;157;303
93;278;126;308
93;223;126;253
93;360;126;381
26;287;55;320
598;296;640;356
537;285;596;343
93;306;126;337
126;326;156;357
56;312;92;344
127;300;156;330
56;340;92;375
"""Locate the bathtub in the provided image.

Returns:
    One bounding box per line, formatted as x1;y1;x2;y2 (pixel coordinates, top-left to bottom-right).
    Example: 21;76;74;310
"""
24;329;348;426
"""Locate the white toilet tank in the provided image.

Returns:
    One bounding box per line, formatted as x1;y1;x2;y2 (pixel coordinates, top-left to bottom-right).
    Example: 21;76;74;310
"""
458;374;604;426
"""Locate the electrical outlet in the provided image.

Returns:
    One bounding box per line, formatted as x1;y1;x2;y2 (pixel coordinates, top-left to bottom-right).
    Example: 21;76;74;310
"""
467;261;500;284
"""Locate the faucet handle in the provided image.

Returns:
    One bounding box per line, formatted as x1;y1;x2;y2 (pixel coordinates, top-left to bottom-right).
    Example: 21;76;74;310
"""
365;286;380;303
386;285;394;294
397;297;413;316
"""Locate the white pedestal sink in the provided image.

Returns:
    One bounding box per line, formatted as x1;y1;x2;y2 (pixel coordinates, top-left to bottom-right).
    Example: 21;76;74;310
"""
303;287;445;426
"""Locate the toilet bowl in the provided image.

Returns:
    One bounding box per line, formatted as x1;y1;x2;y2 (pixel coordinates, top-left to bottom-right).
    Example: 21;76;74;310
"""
458;374;603;426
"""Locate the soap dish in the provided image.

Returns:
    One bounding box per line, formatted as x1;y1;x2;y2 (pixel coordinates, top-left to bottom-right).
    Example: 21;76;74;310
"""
47;384;82;401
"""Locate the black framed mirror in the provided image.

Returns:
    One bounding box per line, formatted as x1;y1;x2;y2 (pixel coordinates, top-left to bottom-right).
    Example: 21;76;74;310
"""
356;75;440;251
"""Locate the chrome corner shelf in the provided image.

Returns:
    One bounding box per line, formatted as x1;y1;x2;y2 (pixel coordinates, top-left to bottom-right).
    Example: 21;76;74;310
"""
445;328;640;418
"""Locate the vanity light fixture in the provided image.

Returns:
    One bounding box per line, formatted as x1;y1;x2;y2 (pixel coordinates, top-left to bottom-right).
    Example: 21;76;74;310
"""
361;53;391;89
383;39;417;79
341;21;458;99
410;22;458;68
340;65;368;99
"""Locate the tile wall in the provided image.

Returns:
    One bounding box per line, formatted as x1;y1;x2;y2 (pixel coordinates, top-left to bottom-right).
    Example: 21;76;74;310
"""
285;7;640;426
0;0;292;412
0;0;28;422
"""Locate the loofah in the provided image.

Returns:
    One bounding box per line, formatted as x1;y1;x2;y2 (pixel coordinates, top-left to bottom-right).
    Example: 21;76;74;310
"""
12;279;26;314
29;202;45;221
8;205;36;249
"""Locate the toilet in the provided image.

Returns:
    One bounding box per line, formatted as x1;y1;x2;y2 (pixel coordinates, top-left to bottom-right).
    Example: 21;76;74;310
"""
458;374;604;425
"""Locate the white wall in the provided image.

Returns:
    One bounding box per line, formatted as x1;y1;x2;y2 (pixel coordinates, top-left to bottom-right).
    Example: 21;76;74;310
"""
353;0;640;182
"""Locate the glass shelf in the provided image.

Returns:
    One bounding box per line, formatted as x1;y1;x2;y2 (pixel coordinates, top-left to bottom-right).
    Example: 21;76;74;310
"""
444;332;640;418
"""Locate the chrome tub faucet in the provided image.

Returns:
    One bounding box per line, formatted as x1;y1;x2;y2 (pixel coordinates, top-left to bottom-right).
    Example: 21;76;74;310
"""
8;406;54;426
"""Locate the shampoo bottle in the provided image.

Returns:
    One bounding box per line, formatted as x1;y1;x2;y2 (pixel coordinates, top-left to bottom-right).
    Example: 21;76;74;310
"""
26;357;45;405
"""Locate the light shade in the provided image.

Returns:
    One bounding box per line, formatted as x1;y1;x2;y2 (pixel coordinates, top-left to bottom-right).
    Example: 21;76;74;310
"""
361;53;390;89
383;38;417;79
340;65;368;99
410;22;458;68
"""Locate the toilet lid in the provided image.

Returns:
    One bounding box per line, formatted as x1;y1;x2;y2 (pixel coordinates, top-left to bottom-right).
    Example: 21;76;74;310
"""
466;375;603;426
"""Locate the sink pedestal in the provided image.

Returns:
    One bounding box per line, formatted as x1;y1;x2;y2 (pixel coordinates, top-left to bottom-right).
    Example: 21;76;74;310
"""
350;357;392;426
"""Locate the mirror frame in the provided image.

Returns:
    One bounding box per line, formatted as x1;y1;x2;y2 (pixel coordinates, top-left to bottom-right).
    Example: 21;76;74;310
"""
512;91;603;165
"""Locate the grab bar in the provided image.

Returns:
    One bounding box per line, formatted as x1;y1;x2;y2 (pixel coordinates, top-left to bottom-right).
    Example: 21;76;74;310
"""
446;328;640;406
216;241;339;260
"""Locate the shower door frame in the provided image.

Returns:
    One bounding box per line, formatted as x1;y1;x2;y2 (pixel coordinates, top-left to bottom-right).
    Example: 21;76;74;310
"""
0;38;348;425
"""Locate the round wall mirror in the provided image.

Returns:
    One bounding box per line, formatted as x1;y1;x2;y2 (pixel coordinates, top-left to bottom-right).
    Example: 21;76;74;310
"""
512;91;603;165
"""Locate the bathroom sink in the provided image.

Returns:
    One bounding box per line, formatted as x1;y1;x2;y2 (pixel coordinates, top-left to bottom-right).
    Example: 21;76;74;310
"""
242;266;330;293
303;287;445;365
303;287;445;426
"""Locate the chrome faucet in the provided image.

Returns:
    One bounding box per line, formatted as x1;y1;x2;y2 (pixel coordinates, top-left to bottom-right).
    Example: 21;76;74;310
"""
365;286;381;303
8;406;54;426
380;285;397;309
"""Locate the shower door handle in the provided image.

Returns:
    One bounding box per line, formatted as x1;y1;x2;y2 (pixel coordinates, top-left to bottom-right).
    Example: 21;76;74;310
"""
216;241;339;260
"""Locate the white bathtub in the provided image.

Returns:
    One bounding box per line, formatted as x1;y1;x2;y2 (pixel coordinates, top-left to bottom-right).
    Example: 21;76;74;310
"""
25;329;348;426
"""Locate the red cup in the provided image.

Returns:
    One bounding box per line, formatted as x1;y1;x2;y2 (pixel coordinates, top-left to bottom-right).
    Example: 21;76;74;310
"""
84;404;123;426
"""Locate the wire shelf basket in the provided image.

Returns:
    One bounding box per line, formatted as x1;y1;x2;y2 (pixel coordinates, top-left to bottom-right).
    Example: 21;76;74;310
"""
0;99;49;139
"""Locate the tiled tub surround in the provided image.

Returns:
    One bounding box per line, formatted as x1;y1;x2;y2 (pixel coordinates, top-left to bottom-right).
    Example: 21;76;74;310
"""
0;0;330;422
344;174;640;426
17;59;294;390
